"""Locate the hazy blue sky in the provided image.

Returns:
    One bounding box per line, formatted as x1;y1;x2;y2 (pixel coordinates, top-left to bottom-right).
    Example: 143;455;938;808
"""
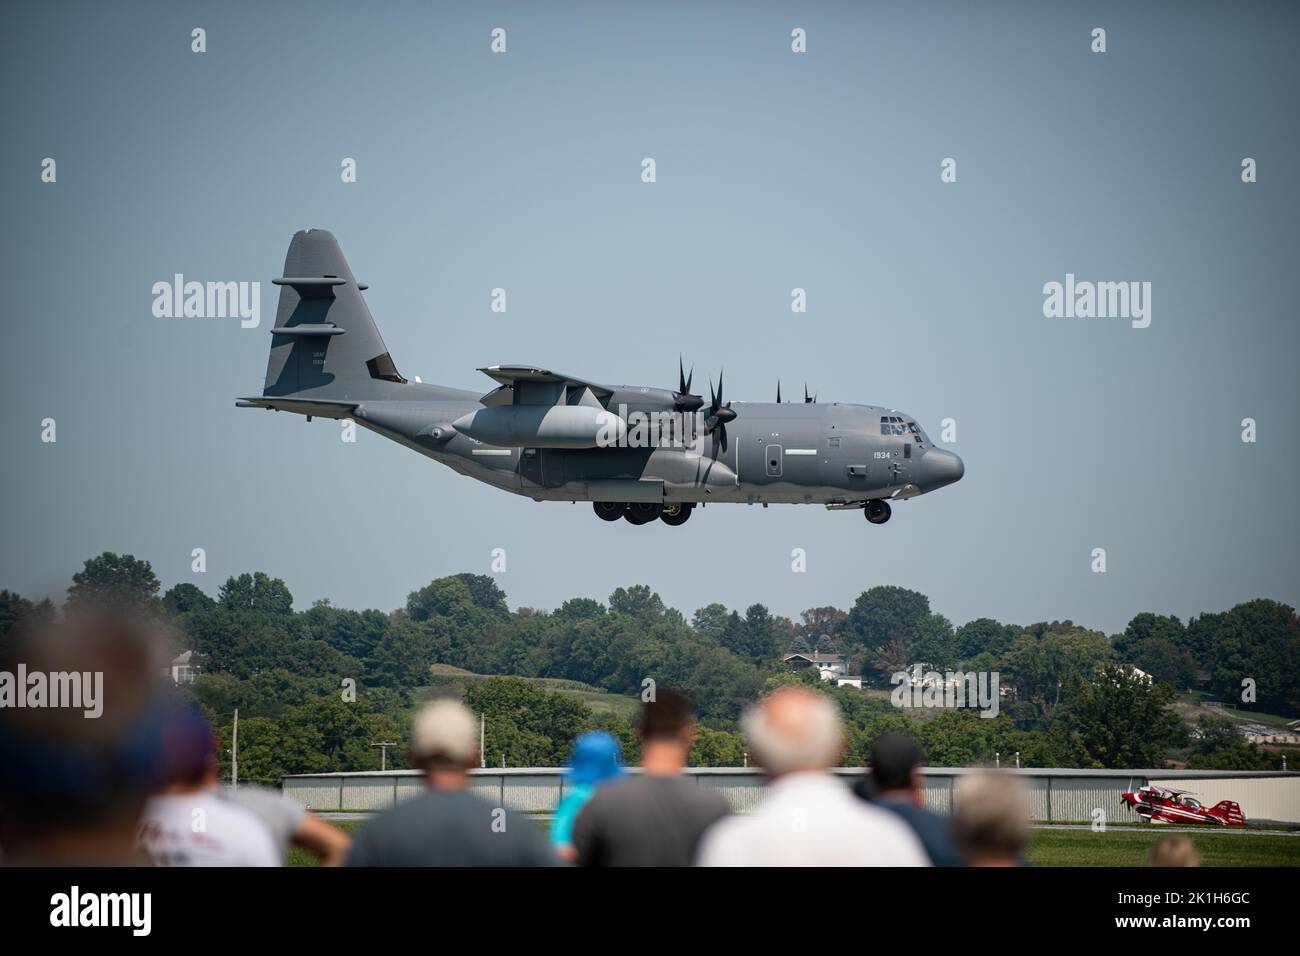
3;1;1297;635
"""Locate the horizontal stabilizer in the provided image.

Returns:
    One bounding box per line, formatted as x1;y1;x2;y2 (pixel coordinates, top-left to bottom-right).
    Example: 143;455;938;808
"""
268;324;345;337
236;396;358;419
272;276;346;299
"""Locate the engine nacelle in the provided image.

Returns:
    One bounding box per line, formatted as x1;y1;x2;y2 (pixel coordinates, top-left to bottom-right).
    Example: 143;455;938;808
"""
451;405;627;448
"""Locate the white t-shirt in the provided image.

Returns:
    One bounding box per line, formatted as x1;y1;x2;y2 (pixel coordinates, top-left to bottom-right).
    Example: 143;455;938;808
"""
697;771;930;867
139;790;281;867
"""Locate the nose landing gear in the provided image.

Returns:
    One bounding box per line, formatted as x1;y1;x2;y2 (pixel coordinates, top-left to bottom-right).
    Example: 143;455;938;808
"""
864;499;892;524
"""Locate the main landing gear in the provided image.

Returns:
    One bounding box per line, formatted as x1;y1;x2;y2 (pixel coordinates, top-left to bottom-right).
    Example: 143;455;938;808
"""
593;502;694;526
659;503;693;526
864;499;892;524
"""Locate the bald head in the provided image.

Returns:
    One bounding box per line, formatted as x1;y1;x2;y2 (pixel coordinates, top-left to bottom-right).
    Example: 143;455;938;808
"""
742;686;844;776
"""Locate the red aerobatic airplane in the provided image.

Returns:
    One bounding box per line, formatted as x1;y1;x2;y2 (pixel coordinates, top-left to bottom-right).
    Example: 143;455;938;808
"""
1121;785;1246;826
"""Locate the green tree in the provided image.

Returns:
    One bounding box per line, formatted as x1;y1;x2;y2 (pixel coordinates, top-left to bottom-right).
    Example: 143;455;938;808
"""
0;590;54;637
1055;664;1183;768
1003;623;1111;726
689;726;746;767
845;586;932;652
554;597;605;622
1200;600;1300;714
407;577;475;622
1113;612;1185;660
188;607;243;675
736;603;782;663
1113;612;1196;689
1191;713;1240;754
796;606;847;652
1183;712;1283;770
450;573;510;616
66;552;161;613
844;586;955;671
218;572;293;617
163;582;215;618
465;677;593;766
954;618;1019;662
609;585;665;619
300;604;391;661
366;620;435;687
1132;637;1197;690
691;603;731;642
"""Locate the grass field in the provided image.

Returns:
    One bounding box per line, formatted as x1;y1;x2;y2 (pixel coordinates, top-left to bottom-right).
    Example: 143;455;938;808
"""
1027;828;1299;866
289;819;1298;867
417;666;641;719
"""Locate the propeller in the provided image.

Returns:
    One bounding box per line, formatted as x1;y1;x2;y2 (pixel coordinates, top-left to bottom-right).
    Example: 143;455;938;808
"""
672;356;704;411
776;380;782;404
705;370;738;452
804;382;817;404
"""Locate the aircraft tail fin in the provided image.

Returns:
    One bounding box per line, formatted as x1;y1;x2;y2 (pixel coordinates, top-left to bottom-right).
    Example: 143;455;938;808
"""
1211;800;1246;824
261;229;406;398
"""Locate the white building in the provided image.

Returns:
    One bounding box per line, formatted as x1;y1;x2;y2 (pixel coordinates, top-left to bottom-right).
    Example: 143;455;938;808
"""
167;650;199;685
782;651;846;681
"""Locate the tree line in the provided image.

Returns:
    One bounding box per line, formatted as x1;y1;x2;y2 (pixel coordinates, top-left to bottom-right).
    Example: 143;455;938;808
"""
1;552;1295;782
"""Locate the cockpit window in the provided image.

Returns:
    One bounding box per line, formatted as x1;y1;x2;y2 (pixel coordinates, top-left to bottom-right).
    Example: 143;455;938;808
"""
881;416;925;441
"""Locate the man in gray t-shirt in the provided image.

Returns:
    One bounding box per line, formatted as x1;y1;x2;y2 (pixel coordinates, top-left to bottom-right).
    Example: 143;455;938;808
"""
572;688;729;867
347;788;555;867
345;699;556;868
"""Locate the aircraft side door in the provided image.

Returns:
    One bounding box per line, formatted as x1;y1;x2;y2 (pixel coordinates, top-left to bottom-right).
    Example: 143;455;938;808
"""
520;447;542;485
822;419;870;492
890;440;914;488
521;447;566;488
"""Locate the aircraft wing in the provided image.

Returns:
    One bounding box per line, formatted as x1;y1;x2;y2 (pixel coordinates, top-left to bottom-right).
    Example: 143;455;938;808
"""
477;365;614;406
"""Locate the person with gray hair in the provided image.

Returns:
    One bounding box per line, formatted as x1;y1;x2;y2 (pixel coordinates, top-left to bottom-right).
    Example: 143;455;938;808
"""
1147;834;1200;867
345;699;555;866
696;687;928;866
951;771;1031;866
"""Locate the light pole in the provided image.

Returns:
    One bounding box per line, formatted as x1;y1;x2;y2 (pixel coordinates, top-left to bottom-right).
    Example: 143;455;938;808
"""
371;741;397;771
231;708;239;789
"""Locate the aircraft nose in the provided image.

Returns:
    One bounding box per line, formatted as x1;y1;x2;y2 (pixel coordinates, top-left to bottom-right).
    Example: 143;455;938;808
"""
917;447;964;491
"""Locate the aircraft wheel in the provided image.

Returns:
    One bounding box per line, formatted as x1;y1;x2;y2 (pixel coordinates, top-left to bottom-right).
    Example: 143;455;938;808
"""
625;502;663;524
660;503;693;526
864;499;892;524
593;501;626;522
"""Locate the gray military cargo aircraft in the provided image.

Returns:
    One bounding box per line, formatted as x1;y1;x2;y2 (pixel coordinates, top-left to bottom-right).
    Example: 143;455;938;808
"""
238;230;963;526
